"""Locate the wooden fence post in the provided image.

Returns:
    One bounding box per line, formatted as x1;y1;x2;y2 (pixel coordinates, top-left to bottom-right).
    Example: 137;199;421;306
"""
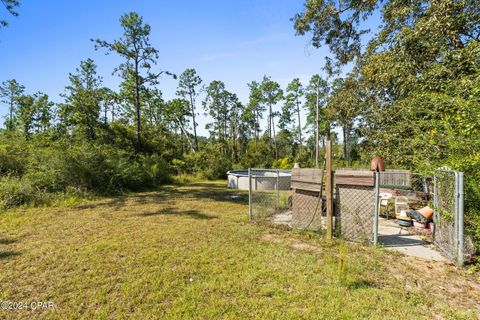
326;140;333;240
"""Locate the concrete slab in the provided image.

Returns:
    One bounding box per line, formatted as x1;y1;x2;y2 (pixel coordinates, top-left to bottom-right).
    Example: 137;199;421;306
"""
378;218;446;261
271;212;292;226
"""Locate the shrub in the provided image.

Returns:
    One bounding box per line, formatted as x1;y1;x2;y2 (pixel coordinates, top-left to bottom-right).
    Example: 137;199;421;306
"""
0;138;172;210
183;146;232;179
272;157;294;169
0;175;51;210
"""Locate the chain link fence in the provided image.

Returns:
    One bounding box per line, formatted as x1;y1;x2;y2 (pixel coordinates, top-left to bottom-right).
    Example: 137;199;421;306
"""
247;167;472;265
248;169;292;223
248;168;326;231
376;169;473;265
434;170;459;262
336;183;376;244
433;169;475;265
378;171;434;221
334;169;380;244
290;168;325;232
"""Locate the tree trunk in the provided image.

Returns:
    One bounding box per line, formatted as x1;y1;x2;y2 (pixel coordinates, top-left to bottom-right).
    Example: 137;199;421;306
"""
296;97;302;145
342;124;351;166
189;93;198;151
104;103;108;124
134;59;141;154
268;104;272;139
272;116;278;160
255;109;260;142
9;94;14;131
232;123;238;163
346;124;351;167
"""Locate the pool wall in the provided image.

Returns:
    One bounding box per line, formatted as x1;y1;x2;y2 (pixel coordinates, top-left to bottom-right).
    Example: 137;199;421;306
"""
227;169;291;190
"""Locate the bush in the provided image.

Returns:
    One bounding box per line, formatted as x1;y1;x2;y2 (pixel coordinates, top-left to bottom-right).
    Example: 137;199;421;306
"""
0;134;29;175
0;175;51;210
0;138;172;210
272;157;294;169
183;145;232;179
58;143;170;193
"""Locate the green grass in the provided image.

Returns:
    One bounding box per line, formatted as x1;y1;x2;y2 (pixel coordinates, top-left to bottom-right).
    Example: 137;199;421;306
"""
0;181;478;319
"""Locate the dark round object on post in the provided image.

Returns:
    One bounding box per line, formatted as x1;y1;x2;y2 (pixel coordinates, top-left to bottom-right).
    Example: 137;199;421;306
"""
370;156;385;172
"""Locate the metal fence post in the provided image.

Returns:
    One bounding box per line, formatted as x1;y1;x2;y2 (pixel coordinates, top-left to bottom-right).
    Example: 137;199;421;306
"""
276;169;280;209
458;171;465;266
373;171;380;245
454;171;459;258
248;168;252;220
433;174;438;241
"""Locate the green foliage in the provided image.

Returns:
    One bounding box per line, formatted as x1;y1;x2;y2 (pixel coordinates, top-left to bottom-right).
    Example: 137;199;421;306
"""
0;0;19;28
0;175;43;210
62;59;102;140
0;79;25;130
272;157;294;169
93;12;173;153
281;78;304;144
259;75;283;140
0;136;171;210
177;68;203;151
295;0;480;251
183;144;232;180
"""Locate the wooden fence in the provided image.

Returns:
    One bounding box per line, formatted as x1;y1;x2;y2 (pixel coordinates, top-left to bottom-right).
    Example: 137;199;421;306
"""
335;168;411;188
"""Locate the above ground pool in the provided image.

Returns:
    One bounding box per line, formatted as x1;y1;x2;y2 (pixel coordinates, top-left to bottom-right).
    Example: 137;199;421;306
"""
227;169;291;190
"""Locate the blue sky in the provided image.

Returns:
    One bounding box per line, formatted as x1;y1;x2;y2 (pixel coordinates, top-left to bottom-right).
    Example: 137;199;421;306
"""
0;1;356;136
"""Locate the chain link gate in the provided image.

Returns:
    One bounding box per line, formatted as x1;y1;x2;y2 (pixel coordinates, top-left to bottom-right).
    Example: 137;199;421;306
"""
373;168;470;266
433;169;472;265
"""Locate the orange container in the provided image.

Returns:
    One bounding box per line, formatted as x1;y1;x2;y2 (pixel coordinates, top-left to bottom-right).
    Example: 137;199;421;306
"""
418;206;433;220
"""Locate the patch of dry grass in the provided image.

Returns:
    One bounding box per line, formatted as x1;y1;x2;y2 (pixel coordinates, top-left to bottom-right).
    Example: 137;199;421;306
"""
0;181;478;319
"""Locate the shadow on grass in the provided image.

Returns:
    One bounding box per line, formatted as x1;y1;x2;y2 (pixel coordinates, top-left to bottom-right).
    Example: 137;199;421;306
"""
346;279;375;290
0;251;20;259
129;183;249;205
75;196;128;211
139;207;217;220
72;182;248;212
0;238;17;245
166;183;249;203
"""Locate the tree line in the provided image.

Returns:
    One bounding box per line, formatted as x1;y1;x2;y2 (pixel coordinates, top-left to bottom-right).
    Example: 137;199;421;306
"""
1;12;361;176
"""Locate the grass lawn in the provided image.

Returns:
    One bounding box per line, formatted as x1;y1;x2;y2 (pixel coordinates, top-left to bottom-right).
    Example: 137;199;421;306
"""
0;181;479;319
